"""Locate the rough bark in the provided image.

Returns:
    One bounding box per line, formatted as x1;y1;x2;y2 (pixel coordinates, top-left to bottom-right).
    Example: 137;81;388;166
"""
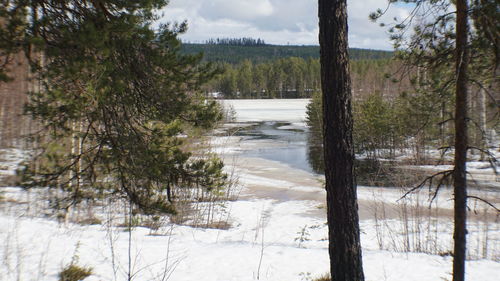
453;1;469;281
318;1;364;280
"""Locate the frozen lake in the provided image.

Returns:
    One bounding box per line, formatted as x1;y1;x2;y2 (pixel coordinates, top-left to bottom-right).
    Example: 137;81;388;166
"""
220;99;309;123
218;98;500;190
220;99;318;174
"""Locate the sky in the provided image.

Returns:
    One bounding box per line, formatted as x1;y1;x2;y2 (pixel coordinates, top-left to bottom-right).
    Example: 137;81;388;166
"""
159;0;412;50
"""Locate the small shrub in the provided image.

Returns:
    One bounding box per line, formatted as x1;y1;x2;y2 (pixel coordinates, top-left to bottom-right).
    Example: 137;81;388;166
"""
143;215;167;235
313;273;331;281
438;250;453;257
169;203;194;225
59;264;92;281
77;217;102;226
295;225;311;248
117;215;141;229
300;272;331;281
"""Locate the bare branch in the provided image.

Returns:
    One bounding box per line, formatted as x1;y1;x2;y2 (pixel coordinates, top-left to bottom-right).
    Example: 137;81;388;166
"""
399;169;453;200
429;170;453;204
467;196;500;212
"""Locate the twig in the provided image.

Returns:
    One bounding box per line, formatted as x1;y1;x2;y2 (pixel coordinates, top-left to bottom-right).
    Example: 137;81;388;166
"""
467;196;500;212
429;170;453;205
399;169;453;201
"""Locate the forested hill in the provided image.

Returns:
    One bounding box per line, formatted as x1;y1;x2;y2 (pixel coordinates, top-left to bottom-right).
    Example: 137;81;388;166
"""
181;43;392;64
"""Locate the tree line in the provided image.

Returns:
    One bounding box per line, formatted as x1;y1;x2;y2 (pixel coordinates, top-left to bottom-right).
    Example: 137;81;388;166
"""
204;57;402;99
181;43;393;64
205;37;267;46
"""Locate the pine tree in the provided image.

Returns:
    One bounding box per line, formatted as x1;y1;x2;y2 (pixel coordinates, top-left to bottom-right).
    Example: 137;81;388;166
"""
2;0;226;214
452;1;469;279
318;0;365;280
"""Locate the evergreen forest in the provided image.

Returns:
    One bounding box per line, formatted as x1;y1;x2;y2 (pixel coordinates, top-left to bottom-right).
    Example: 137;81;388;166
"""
203;57;401;99
181;42;393;64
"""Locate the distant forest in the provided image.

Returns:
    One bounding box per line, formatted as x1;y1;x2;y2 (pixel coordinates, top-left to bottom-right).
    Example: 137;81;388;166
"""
181;42;393;64
182;39;396;99
203;58;405;99
205;37;267;46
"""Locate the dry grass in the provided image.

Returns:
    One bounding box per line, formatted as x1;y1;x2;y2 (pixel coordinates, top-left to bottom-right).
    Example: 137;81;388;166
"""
59;264;92;281
76;217;102;226
192;220;232;230
0;174;20;187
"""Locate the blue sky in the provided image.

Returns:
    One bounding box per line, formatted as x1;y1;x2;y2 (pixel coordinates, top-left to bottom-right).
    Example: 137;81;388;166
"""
159;0;412;50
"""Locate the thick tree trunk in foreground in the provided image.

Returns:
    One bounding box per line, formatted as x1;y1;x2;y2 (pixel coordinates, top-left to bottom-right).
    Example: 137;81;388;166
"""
318;1;364;280
453;1;469;281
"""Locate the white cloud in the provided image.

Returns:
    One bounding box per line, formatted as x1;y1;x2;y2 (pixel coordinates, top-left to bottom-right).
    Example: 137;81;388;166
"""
199;0;274;20
158;0;413;50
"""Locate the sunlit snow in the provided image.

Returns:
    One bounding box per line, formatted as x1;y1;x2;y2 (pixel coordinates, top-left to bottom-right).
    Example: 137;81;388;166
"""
1;99;498;281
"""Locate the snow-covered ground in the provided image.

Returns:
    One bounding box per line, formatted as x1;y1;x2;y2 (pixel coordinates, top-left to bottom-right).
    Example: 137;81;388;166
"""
1;99;499;281
2;198;498;281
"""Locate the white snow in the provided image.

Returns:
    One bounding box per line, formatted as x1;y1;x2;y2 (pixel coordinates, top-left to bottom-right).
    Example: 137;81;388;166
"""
1;99;499;281
1;195;498;281
0;148;27;176
220;99;309;123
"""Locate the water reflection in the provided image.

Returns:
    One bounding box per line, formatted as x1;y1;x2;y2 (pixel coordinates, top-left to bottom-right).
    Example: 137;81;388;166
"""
306;122;324;174
234;121;424;187
236;122;313;172
306;123;424;186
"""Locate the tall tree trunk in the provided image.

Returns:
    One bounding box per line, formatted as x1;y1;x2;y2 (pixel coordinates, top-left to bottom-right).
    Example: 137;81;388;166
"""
453;1;469;281
318;1;364;280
